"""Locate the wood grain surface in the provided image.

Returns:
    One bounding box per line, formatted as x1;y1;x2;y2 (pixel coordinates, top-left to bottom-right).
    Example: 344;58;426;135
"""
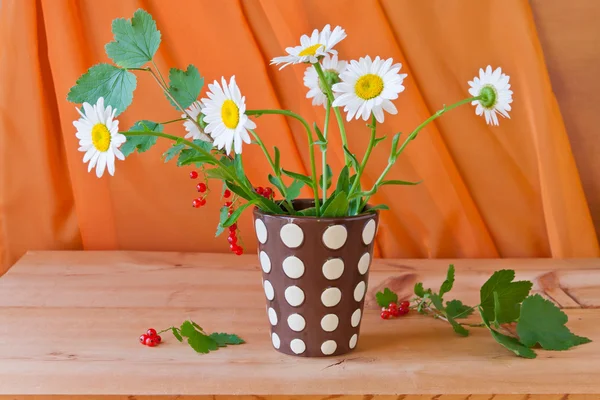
0;251;598;398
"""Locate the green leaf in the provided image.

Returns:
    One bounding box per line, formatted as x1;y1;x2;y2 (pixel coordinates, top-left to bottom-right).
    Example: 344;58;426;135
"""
179;320;218;354
335;166;350;195
274;147;281;174
209;333;245;347
320;164;333;190
67;63;136;116
166;65;203;109
380;179;421;187
375;288;398;308
206;168;232;181
285;180;305;201
171;327;183;342
225;181;252;201
222;200;259;227
445;299;474;319
190;321;204;332
234;154;252;187
320;191;349;217
313;122;326;142
448;315;469;337
163;143;186;162
373;135;387;146
439;264;455;299
414;282;427;297
105;9;161;68
120;120;162;156
479;307;537;359
215;206;229;237
517;294;591;351
430;293;445;311
282;169;313;185
298;207;317;216
367;204;389;211
268;175;286;195
343;146;360;171
176;141;216;167
389;133;401;162
480;269;532;324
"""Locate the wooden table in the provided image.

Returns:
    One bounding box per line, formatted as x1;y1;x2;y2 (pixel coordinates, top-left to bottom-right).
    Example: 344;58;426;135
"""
0;251;598;399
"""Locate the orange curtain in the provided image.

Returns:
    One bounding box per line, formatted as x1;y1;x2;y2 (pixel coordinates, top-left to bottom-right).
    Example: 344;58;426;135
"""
0;0;598;272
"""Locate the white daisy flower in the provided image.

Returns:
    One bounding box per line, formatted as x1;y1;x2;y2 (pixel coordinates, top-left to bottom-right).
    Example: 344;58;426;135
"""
73;97;126;178
181;101;210;141
332;56;408;123
303;55;347;107
200;76;255;155
468;65;513;126
271;24;346;69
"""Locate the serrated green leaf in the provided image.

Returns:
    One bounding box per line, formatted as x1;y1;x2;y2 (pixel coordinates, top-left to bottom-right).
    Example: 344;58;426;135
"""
517;294;591;351
445;299;474;319
215;206;229;237
414;282;426;297
105;9;161;68
375;288;398;308
448;315;469;337
177;149;215;167
171;327;183;342
209;333;245;347
439;264;455;299
480;269;532;324
67;63;136;116
282;169;313;185
190;321;204;332
163;143;186;162
222;200;259;227
479;307;537;359
167;65;203;109
430;293;445;311
179;320;218;354
285;179;305;201
120;120;162;157
321;191;349;217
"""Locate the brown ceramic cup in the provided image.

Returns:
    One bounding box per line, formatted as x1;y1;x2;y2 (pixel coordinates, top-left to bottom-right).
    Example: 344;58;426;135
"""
253;199;379;357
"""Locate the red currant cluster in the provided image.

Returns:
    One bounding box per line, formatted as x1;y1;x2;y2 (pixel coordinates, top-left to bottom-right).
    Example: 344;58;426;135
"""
139;328;162;347
255;186;274;199
225;197;243;256
381;301;410;319
190;170;208;208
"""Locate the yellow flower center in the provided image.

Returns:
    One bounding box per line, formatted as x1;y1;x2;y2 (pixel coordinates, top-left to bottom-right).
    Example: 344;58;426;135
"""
91;123;111;152
355;74;384;100
299;44;323;57
221;99;240;129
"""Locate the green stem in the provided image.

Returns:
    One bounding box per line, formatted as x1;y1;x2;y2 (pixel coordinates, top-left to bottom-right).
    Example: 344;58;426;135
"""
313;62;351;168
246;109;321;216
151;60;168;87
249;129;296;214
321;99;332;202
359;96;479;210
348;114;377;197
159;117;186;125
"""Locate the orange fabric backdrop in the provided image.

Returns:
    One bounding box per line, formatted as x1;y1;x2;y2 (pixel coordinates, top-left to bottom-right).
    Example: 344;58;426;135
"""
0;0;598;272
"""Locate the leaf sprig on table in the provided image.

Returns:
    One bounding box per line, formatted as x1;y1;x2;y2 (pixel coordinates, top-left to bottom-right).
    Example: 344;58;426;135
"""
160;320;245;354
376;265;591;358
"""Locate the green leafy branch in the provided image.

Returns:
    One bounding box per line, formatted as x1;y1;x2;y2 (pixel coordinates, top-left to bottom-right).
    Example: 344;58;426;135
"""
377;265;591;358
159;320;244;354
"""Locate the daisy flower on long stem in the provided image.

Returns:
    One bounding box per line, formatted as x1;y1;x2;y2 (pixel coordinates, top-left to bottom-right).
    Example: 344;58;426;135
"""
332;56;408;123
303;55;347;108
200;76;255;155
468;65;513;126
271;24;346;69
181;101;210;141
74;97;126;177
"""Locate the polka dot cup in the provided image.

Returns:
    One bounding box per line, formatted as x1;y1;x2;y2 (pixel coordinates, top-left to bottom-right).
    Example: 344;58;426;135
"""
253;200;379;357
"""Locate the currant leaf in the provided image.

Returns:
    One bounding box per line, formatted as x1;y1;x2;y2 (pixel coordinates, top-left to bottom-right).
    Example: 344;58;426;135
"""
376;288;398;308
120;120;162;157
167;65;203;109
105;9;161;68
480;269;532;324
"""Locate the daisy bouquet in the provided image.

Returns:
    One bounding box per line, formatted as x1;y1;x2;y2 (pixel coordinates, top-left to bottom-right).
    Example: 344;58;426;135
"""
68;10;513;255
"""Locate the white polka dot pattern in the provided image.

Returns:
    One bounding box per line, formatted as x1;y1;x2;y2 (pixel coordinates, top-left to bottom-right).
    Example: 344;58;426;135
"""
320;314;339;332
349;334;358;349
321;340;337;355
280;223;304;248
322;258;344;280
322;225;348;250
358;252;370;275
263;280;274;300
284;286;305;307
268;307;278;326
290;338;306;354
260;251;271;273
354;281;366;302
282;256;305;279
321;287;342;307
272;332;281;349
287;313;306;332
255;219;268;244
362;219;376;245
351;308;362;327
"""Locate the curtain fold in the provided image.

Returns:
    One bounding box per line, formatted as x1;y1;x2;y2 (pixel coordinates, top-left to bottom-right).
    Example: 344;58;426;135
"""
0;0;597;273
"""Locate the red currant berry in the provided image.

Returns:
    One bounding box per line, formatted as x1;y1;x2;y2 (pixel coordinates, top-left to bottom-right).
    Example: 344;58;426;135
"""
388;302;398;310
255;187;264;195
227;235;238;244
198;198;207;207
390;308;400;317
223;189;231;198
139;334;148;344
263;187;273;198
234;247;244;256
192;199;202;208
197;183;207;193
146;328;157;337
155;335;162;344
189;171;198;179
380;310;391;320
145;337;158;347
229;223;237;231
398;307;409;316
225;201;233;207
400;301;410;309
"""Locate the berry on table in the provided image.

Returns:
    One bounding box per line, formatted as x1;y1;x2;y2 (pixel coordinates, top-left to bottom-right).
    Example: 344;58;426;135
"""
400;301;410;309
223;189;231;198
398;307;409;316
189;171;198;179
146;328;157;337
139;334;148;344
234;247;243;256
197;183;207;193
389;307;400;317
145;336;158;347
380;310;391;320
155;335;162;344
388;302;398;310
